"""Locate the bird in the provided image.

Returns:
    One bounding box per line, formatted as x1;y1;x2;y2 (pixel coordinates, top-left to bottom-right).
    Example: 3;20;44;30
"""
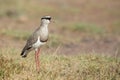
21;16;51;72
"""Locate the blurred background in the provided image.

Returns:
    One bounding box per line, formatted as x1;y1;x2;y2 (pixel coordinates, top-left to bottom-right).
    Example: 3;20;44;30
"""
0;0;120;56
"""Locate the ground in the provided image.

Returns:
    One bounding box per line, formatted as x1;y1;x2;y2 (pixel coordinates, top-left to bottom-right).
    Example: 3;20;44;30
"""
0;0;120;56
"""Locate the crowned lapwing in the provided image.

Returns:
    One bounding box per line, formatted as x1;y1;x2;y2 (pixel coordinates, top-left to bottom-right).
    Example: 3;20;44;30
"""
21;16;51;72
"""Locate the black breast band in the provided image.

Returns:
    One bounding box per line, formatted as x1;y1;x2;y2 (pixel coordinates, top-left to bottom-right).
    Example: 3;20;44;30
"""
40;39;48;42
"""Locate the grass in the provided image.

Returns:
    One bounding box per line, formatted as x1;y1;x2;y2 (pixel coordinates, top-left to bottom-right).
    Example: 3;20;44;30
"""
63;22;105;35
0;29;31;40
48;34;64;47
0;0;23;17
110;21;120;35
0;0;80;18
0;0;119;36
0;29;63;47
0;48;119;80
0;55;24;80
0;0;52;18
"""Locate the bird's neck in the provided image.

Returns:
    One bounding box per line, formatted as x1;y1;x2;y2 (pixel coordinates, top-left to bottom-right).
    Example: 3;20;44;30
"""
36;23;48;32
40;23;49;28
38;23;49;33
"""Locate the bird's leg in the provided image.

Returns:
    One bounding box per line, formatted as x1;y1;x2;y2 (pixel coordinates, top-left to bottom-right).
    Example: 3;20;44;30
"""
37;48;40;70
35;50;38;71
35;48;40;73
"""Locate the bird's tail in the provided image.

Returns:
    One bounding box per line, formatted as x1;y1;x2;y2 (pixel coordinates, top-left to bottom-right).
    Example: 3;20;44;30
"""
21;50;28;58
21;46;32;58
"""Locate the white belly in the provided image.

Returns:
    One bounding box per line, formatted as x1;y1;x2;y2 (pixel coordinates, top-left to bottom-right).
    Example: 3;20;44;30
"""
32;36;46;49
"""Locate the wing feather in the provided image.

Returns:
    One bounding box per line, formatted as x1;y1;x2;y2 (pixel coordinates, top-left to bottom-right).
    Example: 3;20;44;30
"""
22;33;38;52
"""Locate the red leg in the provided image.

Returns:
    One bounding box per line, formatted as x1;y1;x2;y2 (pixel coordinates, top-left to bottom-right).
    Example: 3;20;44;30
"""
35;51;38;71
35;48;40;73
37;48;40;70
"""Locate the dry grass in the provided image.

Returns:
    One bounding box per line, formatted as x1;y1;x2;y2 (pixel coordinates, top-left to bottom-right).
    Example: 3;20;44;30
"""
0;48;119;80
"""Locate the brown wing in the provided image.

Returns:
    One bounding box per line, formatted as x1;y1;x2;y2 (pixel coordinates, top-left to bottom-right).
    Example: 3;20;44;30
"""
22;27;41;52
22;33;38;52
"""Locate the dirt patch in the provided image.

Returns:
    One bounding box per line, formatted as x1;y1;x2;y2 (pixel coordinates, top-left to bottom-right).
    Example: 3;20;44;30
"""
60;36;120;56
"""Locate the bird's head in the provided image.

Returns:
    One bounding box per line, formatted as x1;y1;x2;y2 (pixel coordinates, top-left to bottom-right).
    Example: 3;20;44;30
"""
41;16;51;24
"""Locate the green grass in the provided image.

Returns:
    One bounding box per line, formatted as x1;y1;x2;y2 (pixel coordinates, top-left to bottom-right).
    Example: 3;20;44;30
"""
48;34;63;47
0;0;24;17
0;0;52;18
0;29;31;40
0;29;63;47
0;48;119;80
111;21;120;35
0;0;119;36
64;23;105;34
0;0;79;18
